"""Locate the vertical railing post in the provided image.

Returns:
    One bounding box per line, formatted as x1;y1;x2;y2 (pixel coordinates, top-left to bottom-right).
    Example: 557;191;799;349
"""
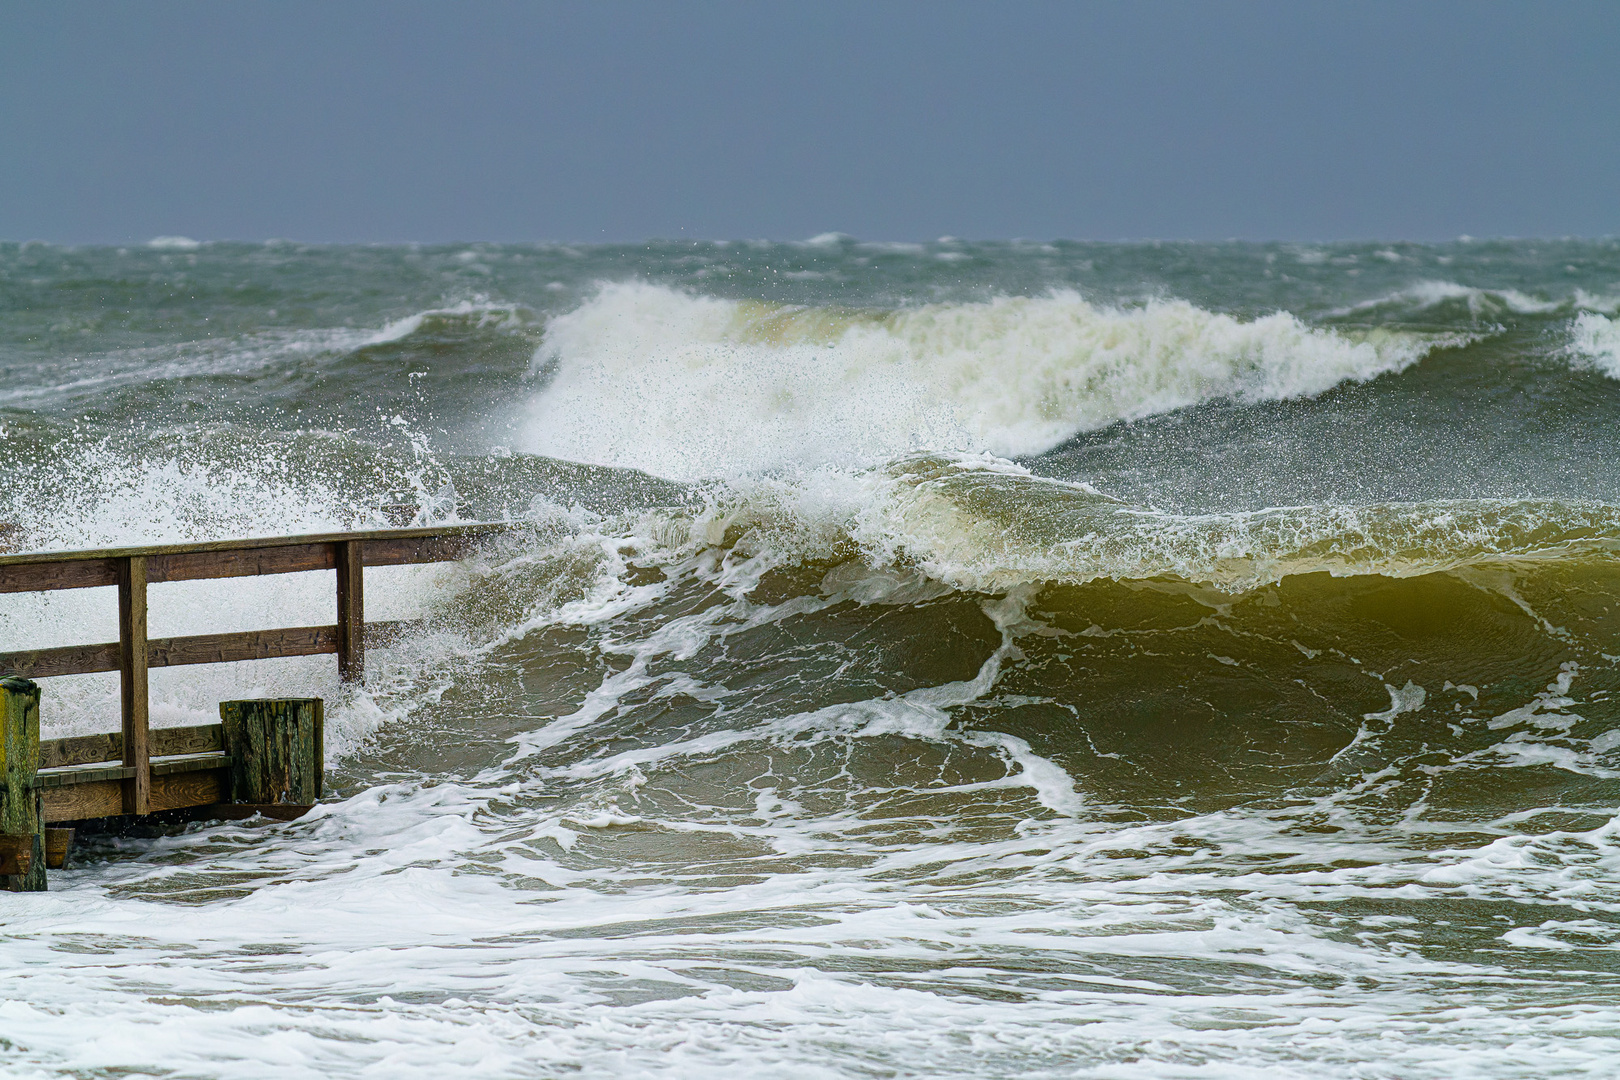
118;555;150;815
335;540;364;684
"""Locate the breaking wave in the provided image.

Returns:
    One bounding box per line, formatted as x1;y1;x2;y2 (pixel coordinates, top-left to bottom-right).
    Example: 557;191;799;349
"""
1329;279;1620;320
1570;312;1620;379
598;453;1620;595
516;283;1438;479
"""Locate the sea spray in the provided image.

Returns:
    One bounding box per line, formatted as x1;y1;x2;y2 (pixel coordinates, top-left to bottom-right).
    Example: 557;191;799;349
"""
518;282;1440;477
3;238;1620;1078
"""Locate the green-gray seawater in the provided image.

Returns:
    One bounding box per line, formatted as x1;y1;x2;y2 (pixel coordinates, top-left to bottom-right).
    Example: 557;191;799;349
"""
2;236;1620;1078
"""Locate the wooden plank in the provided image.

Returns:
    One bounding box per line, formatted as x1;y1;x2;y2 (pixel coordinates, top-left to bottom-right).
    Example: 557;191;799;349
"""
336;541;364;683
5;621;412;680
152;625;339;667
148;768;227;813
0;641;122;679
0;523;511;592
36;764;134;789
47;727;227;769
42;778;122;822
36;754;228;789
0;558;120;594
39;730;125;769
152;753;231;777
362;533;485;566
119;556;150;816
42;768;231;823
151;725;226;759
148;542;335;584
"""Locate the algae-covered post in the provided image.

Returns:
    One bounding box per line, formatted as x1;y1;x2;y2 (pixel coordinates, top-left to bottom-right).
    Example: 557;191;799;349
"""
221;698;324;807
1;674;46;891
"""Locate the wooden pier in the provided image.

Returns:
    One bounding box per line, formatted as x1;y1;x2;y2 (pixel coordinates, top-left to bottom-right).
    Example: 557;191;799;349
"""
0;524;508;888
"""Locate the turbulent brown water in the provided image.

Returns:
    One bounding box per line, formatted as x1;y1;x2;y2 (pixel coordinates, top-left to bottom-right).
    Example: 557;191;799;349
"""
1;236;1619;1078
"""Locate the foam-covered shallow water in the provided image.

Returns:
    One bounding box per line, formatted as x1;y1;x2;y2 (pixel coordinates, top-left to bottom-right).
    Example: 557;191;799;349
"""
3;237;1620;1078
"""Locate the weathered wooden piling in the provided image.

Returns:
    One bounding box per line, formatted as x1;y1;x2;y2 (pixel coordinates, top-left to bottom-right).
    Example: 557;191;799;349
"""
220;698;323;807
1;675;46;891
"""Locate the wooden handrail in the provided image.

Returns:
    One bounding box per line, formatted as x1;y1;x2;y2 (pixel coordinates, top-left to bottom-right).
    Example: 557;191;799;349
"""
0;523;511;592
0;523;513;816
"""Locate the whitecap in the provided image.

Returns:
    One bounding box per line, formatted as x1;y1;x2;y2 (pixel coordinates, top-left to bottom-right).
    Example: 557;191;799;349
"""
1568;312;1620;379
516;282;1434;480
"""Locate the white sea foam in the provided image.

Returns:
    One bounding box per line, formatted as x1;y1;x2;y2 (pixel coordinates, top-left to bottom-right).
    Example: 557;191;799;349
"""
517;282;1431;479
0;447;473;749
1569;312;1620;379
9;249;1620;1078
612;453;1620;594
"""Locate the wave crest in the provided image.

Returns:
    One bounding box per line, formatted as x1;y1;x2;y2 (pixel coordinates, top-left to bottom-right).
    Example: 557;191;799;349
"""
620;454;1620;593
1330;280;1620;321
516;283;1435;480
1570;313;1620;380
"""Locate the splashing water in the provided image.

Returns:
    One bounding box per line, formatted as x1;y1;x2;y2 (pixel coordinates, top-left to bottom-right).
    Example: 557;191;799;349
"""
3;237;1620;1078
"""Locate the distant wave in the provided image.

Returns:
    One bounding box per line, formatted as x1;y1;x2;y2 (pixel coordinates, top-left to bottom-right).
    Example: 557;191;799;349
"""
0;300;536;408
517;283;1439;479
1330;279;1620;320
361;300;535;347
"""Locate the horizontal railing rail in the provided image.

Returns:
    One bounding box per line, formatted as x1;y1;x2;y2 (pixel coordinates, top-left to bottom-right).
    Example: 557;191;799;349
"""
0;524;507;593
0;523;512;816
0;619;421;680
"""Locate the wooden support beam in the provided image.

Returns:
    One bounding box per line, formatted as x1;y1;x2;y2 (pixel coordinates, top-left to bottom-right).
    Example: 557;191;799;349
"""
42;778;120;821
335;541;364;684
148;542;335;584
41;723;225;770
220;699;323;804
36;753;231;790
42;767;230;823
0;523;510;594
0;640;121;679
361;533;488;567
0;558;120;594
119;556;150;816
1;621;416;681
1;675;45;890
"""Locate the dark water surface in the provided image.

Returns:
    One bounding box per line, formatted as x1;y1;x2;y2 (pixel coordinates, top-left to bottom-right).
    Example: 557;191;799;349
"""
2;237;1620;1078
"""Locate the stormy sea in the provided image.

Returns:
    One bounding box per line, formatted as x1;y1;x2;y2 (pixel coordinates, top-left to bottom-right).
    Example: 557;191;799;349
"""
2;235;1619;1078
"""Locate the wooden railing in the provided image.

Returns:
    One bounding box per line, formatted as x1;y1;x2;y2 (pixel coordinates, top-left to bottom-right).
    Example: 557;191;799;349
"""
0;524;509;819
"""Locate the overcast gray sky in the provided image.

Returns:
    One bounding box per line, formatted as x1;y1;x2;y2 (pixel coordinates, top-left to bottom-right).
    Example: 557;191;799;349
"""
2;0;1616;244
